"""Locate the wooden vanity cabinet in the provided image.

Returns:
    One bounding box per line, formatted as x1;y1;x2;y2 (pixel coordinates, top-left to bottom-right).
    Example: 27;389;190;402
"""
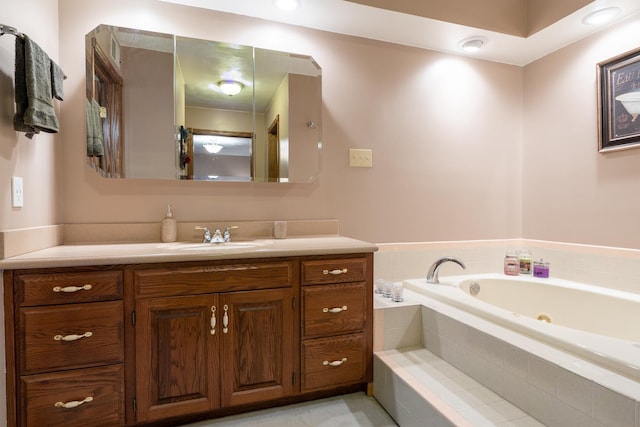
300;256;373;393
4;268;125;427
4;252;373;427
132;259;297;424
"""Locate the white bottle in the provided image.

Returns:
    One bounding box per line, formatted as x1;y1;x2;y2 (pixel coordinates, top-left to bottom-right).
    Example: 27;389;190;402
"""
161;204;177;243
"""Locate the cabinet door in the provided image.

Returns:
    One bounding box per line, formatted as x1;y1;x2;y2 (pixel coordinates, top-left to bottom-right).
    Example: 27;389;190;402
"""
220;288;295;407
135;295;220;422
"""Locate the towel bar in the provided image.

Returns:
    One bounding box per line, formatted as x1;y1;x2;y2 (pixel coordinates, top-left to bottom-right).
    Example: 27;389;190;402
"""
0;24;25;39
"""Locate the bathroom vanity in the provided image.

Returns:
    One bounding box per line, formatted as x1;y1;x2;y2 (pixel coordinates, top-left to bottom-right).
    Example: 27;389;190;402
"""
1;237;375;427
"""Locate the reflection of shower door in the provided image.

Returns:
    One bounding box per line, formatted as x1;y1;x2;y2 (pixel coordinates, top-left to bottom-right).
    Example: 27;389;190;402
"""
267;115;280;182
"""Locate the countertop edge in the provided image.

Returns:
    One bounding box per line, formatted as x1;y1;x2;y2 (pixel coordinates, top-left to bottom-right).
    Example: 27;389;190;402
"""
0;237;378;270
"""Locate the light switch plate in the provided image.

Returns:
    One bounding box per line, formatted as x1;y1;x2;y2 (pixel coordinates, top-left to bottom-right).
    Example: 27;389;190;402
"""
349;149;373;168
11;176;24;208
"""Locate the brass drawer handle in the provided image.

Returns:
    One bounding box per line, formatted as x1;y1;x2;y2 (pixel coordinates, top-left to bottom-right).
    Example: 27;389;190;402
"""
54;332;93;342
323;358;347;367
323;306;347;313
323;268;348;275
53;284;92;293
55;396;93;409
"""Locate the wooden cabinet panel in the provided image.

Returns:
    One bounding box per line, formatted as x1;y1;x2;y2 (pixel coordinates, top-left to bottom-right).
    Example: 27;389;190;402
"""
302;282;366;338
301;334;366;392
135;261;295;298
21;364;124;427
301;258;367;285
17;271;123;306
20;301;124;374
220;288;295;407
135;295;220;423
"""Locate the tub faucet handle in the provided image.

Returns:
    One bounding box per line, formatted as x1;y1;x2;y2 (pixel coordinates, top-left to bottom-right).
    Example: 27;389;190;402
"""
426;256;466;284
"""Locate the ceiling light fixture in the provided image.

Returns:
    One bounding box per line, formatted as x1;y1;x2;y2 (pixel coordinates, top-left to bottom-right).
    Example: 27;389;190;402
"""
217;80;244;96
458;36;488;53
582;7;621;25
203;142;223;154
275;0;301;12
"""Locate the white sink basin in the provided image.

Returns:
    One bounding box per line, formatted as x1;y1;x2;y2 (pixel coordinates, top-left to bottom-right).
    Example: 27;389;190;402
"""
169;242;262;251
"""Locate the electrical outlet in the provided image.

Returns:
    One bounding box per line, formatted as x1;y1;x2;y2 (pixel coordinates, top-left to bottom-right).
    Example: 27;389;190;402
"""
349;149;373;168
11;176;24;208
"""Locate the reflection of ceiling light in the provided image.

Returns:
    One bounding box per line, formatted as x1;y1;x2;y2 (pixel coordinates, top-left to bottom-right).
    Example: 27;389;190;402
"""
275;0;300;11
458;37;488;53
582;7;621;25
217;80;244;96
203;143;223;154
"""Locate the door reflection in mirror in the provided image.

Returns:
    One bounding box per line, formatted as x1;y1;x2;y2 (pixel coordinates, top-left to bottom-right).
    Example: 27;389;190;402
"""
186;130;253;181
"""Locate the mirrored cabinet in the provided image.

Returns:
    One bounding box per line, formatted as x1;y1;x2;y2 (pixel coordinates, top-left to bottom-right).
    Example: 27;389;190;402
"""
85;25;322;183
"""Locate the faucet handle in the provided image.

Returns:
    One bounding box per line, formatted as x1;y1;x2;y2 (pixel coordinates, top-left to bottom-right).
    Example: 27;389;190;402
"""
195;226;212;243
223;226;239;242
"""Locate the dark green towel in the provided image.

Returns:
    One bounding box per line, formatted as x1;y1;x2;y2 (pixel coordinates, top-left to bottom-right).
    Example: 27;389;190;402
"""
51;60;64;101
14;35;60;138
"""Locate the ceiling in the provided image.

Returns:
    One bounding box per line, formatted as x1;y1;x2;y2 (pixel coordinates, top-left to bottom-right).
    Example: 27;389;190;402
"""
160;0;640;66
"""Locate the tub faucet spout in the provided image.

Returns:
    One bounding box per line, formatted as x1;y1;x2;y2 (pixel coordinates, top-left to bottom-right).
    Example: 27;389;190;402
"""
426;257;466;284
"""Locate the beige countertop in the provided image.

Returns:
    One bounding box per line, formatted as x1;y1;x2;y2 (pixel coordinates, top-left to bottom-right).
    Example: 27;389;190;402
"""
0;236;378;269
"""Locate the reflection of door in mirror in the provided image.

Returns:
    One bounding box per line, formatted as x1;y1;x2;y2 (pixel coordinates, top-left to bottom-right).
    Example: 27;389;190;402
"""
267;115;280;182
188;129;253;181
87;37;123;177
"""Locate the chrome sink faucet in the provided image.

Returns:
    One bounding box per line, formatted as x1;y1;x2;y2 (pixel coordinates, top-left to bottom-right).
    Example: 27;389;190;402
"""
196;226;238;243
426;256;466;284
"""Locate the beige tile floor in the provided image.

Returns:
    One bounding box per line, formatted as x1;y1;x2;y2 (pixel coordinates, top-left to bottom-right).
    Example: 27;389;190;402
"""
180;392;398;427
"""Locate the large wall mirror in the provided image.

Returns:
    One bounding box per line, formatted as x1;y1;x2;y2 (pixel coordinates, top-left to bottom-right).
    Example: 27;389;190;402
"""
85;25;322;182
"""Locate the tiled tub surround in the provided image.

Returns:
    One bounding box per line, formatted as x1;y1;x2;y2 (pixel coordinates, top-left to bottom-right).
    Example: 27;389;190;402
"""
375;239;640;296
373;291;640;427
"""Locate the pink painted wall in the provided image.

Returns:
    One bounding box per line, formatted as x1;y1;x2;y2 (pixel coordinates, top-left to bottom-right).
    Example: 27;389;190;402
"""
0;1;61;231
53;0;522;243
522;13;640;249
6;0;637;249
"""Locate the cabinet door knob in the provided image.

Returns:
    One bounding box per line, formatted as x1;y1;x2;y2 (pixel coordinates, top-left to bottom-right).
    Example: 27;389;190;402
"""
53;284;93;293
323;358;347;367
54;332;93;342
210;306;216;335
322;306;348;313
54;396;93;409
323;268;348;275
223;304;229;334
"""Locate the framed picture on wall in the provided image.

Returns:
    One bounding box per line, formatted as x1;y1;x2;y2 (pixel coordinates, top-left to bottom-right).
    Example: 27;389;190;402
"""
597;47;640;153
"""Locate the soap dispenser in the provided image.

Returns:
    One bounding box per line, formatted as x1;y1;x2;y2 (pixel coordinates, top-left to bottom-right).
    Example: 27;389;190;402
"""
161;204;177;243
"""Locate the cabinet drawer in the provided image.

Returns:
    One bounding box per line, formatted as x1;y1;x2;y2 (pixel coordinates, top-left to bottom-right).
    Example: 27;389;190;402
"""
17;270;123;306
135;260;295;297
301;334;366;392
20;301;124;374
302;282;366;338
21;364;124;427
301;258;367;285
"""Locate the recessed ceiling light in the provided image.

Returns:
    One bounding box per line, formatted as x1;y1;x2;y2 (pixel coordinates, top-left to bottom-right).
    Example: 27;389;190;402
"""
582;7;621;25
458;37;488;53
275;0;301;11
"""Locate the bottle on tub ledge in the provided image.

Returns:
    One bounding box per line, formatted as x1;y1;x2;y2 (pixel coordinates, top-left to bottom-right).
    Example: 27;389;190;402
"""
518;249;532;275
504;250;520;276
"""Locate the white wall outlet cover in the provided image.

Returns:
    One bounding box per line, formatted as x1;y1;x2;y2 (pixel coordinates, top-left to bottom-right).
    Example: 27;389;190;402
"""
11;176;24;208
